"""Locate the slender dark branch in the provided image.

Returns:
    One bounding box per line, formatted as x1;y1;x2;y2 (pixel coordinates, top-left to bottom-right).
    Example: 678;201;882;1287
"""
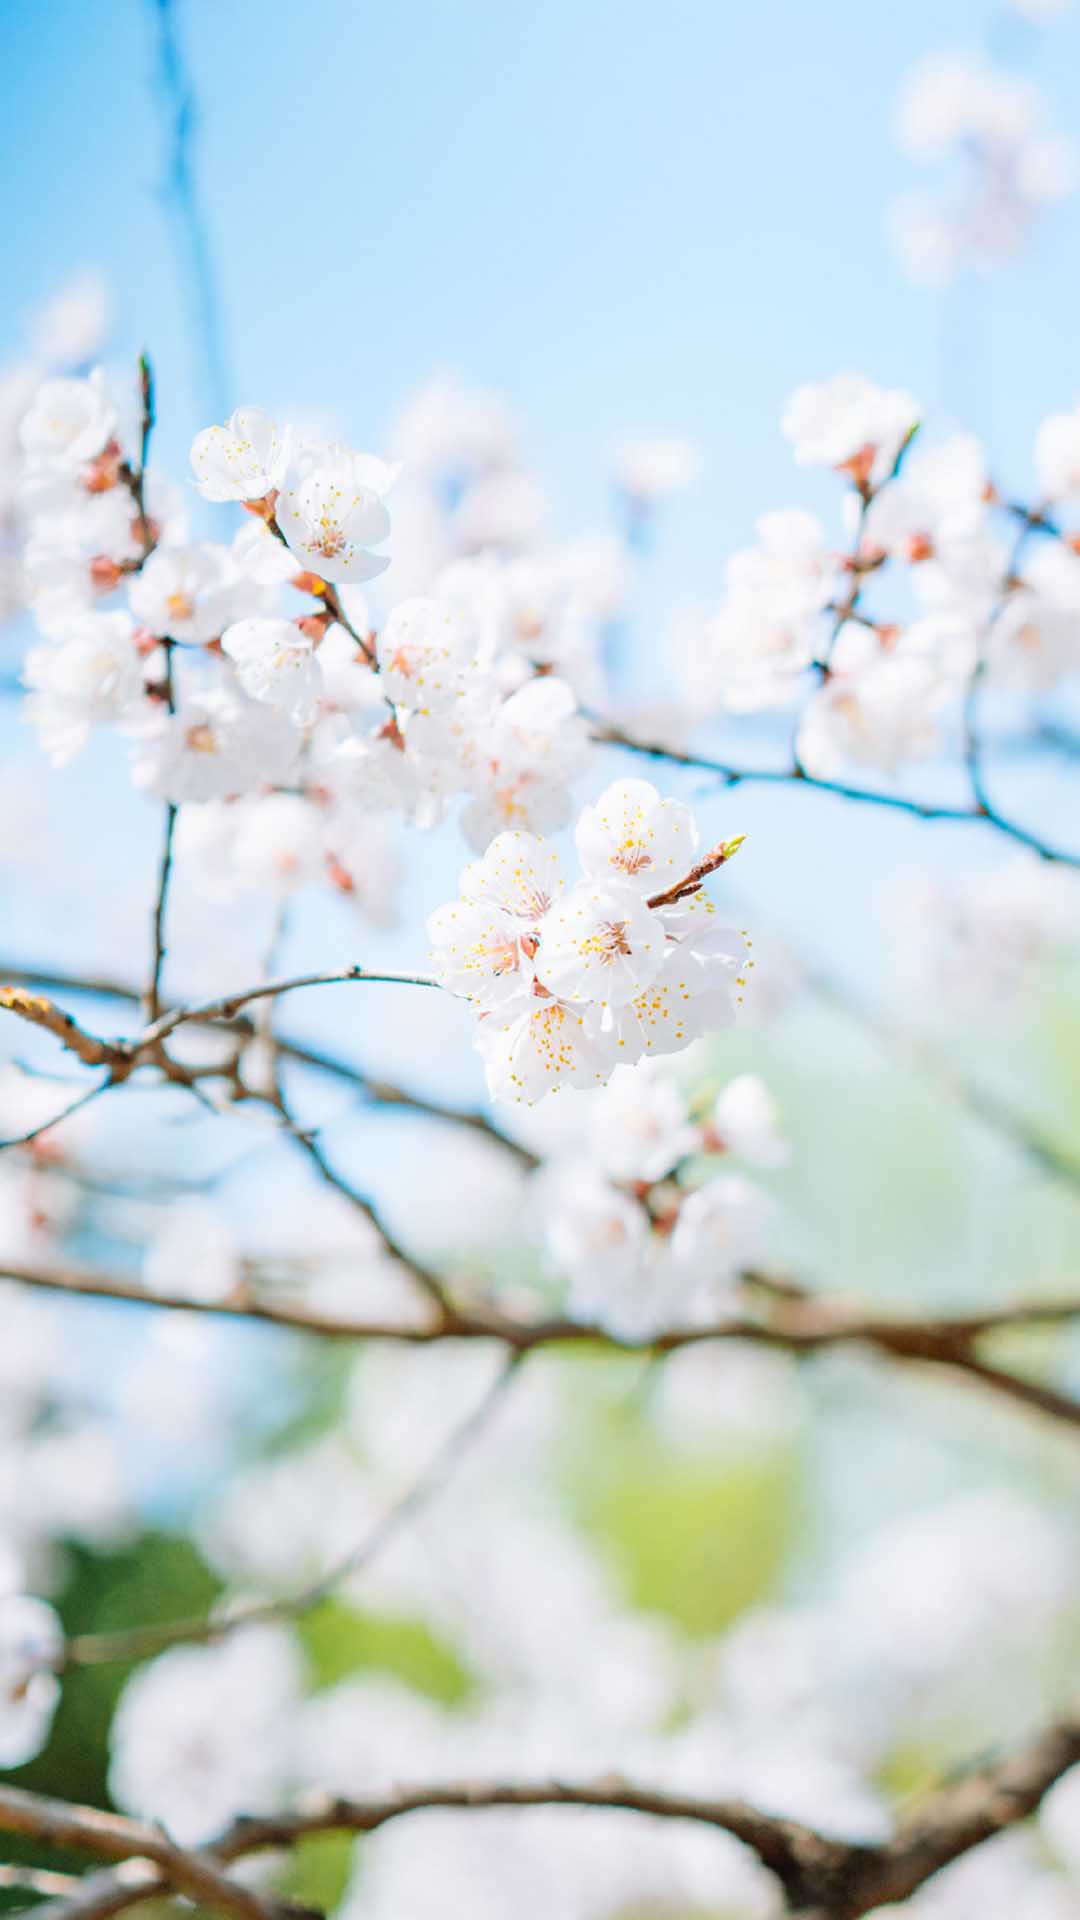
139;964;439;1047
26;1708;1080;1920
149;0;231;420
144;646;176;1023
590;720;1080;865
319;581;377;667
0;1784;282;1920
0;961;537;1167
264;1082;452;1314
8;1258;1080;1433
0;1076;115;1152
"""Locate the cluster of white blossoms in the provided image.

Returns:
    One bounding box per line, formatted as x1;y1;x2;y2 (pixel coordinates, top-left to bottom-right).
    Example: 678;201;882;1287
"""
890;50;1074;283
668;369;1080;776
429;779;748;1103
13;378;610;877
533;1062;785;1336
0;274;110;628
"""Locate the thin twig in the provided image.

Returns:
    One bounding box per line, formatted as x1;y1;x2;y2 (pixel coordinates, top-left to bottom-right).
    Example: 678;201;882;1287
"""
590;720;1080;866
0;1076;115;1152
264;1082;452;1314
139;965;439;1048
64;1347;522;1668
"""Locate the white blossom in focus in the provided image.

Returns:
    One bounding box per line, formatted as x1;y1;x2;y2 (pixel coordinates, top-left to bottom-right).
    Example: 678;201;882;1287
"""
434;781;744;1099
575;777;697;894
476;996;621;1103
276;446;395;584
536;879;665;1007
190;407;289;503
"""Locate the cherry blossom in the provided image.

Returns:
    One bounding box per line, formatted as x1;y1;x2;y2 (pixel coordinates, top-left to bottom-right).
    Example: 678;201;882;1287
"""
275;445;395;583
133;685;299;802
22;608;143;763
221;614;322;720
586;1063;701;1183
476;995;621;1103
376;594;486;711
432;784;746;1099
129;542;241;644
798;625;953;774
575;777;697;894
891;53;1074;281
535;878;665;1007
108;1628;304;1843
782;373;919;487
1035;403;1080;500
667;1174;773;1285
19;370;117;472
190;406;289;503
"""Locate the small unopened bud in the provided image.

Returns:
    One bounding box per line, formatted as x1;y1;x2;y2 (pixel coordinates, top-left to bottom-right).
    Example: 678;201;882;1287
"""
89;555;123;592
83;439;123;494
325;853;355;894
243;490;279;522
297;612;333;644
841;443;877;490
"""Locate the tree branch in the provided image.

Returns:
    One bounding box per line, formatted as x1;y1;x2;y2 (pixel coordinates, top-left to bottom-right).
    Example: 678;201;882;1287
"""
0;960;537;1168
22;1708;1080;1920
6;1258;1080;1432
0;1783;289;1920
589;720;1080;867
